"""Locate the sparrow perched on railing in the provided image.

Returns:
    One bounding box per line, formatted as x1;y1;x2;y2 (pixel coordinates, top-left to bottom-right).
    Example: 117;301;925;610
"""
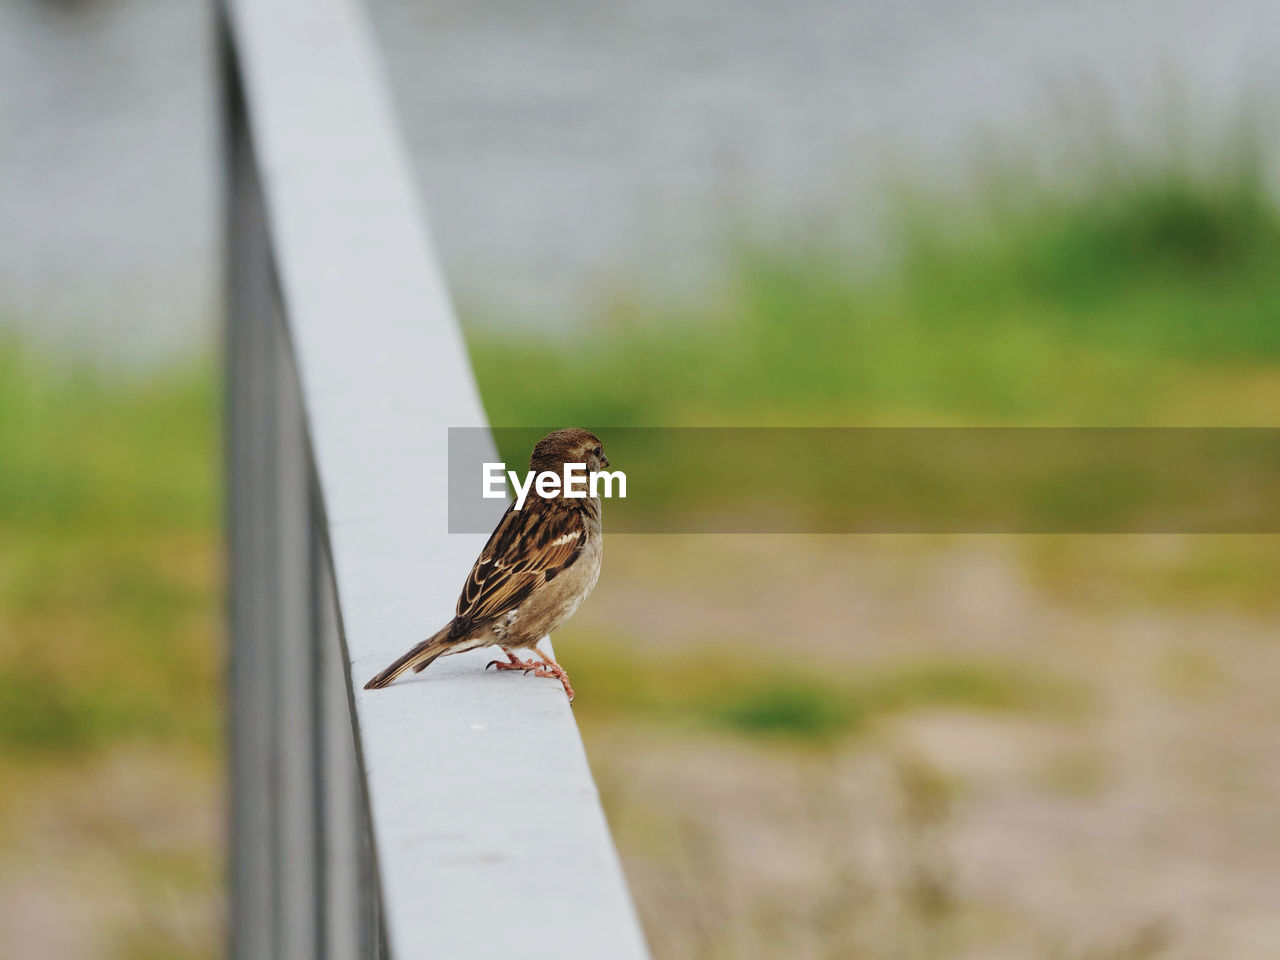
364;428;608;700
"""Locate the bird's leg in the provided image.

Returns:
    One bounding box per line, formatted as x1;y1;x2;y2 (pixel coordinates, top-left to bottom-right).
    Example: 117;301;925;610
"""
530;647;575;702
486;649;539;673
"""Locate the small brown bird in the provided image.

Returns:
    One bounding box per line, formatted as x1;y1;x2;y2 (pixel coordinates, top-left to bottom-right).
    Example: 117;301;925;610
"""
363;428;608;700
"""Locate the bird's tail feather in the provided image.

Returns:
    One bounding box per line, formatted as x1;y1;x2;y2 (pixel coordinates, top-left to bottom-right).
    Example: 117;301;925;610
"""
363;624;452;690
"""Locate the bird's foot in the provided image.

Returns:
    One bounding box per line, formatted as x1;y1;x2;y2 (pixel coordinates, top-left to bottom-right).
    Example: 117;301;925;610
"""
529;660;575;702
486;650;575;701
486;652;539;673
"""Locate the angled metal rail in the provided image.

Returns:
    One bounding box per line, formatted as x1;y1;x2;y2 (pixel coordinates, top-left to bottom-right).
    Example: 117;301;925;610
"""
218;0;650;956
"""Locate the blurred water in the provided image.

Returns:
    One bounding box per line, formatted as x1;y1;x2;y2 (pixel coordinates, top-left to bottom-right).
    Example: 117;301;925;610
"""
0;0;1275;360
0;0;214;362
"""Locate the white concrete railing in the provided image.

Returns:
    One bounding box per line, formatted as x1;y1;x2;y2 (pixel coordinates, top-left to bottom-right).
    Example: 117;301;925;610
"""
218;0;650;956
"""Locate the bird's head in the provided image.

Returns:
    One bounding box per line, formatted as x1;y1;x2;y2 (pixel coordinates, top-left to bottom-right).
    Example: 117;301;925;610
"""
530;427;609;473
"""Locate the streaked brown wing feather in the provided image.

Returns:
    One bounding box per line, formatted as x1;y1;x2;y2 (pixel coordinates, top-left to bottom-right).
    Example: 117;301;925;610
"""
449;503;584;638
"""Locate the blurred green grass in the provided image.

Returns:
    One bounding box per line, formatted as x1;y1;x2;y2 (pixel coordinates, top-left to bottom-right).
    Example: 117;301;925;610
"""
0;342;223;956
470;139;1280;427
0;344;219;760
556;637;1089;744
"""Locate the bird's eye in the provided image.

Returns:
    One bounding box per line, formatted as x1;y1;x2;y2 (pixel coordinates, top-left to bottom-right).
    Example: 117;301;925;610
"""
593;446;602;457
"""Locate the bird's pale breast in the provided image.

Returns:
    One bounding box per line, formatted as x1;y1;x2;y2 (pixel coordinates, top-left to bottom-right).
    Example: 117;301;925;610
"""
500;517;602;650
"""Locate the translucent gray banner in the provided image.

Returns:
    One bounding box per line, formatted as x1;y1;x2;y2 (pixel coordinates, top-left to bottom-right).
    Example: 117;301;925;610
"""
448;427;1280;533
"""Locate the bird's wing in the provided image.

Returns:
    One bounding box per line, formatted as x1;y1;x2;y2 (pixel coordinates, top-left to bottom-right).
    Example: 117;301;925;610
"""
450;503;585;637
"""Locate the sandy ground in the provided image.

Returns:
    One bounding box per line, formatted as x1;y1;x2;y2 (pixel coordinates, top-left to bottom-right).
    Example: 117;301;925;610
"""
0;748;222;960
1;535;1275;959
571;536;1280;960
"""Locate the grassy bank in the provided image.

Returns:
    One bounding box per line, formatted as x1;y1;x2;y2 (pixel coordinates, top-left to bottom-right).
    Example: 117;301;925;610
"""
0;346;220;761
0;344;223;959
470;147;1280;427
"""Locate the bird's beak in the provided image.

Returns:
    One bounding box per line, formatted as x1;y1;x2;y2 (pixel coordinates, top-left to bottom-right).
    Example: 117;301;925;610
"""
600;454;610;469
